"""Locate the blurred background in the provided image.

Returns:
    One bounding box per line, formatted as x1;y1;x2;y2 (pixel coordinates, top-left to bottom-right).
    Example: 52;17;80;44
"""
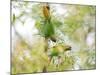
11;1;96;74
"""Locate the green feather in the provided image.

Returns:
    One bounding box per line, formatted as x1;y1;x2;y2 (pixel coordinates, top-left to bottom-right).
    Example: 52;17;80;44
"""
42;19;55;38
35;18;55;38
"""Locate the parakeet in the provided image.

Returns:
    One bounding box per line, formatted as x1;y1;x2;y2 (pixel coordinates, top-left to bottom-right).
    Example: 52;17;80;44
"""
49;44;71;58
35;3;63;42
42;3;56;42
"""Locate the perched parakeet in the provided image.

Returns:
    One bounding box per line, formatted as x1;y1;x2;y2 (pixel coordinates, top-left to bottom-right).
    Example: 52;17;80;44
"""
49;44;71;58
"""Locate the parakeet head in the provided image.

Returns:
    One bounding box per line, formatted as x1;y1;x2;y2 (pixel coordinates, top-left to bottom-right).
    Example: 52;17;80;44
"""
49;44;71;57
54;44;71;52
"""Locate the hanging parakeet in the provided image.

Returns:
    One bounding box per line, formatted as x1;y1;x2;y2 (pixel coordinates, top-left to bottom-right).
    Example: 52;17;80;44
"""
43;3;57;42
35;3;56;42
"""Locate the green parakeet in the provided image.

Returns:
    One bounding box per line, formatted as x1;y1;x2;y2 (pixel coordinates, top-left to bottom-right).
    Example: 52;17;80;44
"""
49;44;71;58
35;4;56;42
